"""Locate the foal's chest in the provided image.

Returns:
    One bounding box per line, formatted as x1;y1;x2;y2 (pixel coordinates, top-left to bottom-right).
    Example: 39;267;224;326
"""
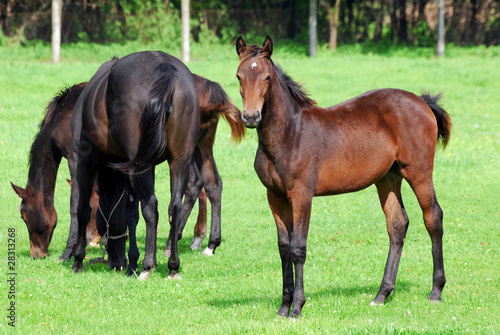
254;149;287;194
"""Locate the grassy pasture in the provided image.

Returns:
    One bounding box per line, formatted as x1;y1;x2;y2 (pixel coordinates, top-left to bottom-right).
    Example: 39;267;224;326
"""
0;41;499;334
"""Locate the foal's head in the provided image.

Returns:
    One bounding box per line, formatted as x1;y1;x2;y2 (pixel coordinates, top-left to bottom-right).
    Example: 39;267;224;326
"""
11;183;55;259
236;36;274;128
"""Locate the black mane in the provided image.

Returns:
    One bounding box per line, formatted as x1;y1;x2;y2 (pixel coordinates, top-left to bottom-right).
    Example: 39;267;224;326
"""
273;64;317;108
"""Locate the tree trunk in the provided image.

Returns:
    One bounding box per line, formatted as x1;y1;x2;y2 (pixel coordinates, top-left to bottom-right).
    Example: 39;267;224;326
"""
52;0;62;63
181;0;190;63
321;0;342;51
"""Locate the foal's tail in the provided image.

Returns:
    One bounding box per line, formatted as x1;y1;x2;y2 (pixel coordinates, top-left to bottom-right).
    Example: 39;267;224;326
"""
202;77;246;142
420;91;452;149
113;63;177;173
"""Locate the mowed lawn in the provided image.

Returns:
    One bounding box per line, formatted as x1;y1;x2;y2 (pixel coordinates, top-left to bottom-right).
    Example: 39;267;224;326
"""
0;42;498;334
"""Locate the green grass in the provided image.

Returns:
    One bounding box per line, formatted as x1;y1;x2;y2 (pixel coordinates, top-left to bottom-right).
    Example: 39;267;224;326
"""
1;41;499;334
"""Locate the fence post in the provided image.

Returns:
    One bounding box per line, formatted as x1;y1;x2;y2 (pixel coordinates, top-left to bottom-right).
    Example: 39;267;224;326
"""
51;0;62;63
309;0;317;57
437;0;445;57
182;0;190;63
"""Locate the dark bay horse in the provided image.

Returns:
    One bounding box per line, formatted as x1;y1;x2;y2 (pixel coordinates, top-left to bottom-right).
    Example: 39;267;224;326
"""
10;83;99;259
71;52;200;279
11;72;244;265
236;36;452;317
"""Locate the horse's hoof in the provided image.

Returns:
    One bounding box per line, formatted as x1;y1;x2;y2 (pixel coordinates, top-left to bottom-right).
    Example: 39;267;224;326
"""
164;249;171;258
167;272;182;280
202;247;214;256
72;264;84;273
138;271;152;281
369;300;384;306
190;236;203;250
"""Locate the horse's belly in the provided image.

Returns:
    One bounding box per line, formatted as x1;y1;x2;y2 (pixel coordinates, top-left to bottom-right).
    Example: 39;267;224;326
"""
315;151;395;196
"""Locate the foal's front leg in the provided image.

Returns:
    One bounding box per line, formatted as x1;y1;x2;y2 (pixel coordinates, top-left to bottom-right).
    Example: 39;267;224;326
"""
267;191;294;317
288;191;313;318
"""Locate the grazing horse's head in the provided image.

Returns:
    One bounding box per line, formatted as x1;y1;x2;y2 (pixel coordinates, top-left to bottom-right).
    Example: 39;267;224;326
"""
11;183;56;259
236;36;274;128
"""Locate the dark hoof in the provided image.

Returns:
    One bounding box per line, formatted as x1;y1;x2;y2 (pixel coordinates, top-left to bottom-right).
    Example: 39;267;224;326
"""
72;263;84;273
58;253;72;263
277;306;290;317
289;308;302;319
126;267;138;277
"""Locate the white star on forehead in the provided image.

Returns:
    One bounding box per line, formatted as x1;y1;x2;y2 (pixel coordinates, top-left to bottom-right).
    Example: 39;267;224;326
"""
251;62;257;69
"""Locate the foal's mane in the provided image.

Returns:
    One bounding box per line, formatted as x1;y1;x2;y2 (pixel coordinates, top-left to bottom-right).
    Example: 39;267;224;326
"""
239;45;316;108
28;84;85;173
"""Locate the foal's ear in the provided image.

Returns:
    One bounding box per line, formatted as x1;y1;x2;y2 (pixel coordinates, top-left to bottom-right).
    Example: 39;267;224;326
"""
11;182;27;198
262;36;273;58
236;36;247;58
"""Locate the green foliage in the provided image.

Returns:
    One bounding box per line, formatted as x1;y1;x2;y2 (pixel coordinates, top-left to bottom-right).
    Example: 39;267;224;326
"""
1;41;499;333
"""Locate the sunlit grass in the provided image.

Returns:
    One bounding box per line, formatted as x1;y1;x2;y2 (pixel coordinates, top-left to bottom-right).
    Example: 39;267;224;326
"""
1;41;498;333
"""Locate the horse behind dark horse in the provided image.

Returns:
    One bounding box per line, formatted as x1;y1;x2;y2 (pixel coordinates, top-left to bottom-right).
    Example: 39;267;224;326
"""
236;36;452;317
10;83;99;259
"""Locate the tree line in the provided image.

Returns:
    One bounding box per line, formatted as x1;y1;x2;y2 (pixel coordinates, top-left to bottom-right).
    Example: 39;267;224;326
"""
1;0;499;47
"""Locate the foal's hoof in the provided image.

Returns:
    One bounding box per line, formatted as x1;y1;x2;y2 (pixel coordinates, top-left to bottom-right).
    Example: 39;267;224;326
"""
202;247;214;256
190;236;204;250
138;271;152;281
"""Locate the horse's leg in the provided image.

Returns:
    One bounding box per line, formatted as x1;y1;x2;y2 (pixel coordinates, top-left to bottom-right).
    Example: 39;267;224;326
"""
60;157;79;262
199;151;222;256
71;161;96;273
267;190;294;317
164;159;202;257
129;169;158;280
191;187;208;250
288;190;313;318
126;192;140;276
371;169;409;305
402;170;446;302
165;159;191;279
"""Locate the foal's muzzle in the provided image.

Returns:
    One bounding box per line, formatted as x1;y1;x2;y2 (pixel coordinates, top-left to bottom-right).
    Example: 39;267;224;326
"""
242;111;262;128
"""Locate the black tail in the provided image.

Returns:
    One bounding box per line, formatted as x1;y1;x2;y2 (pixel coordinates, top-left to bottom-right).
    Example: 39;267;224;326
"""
420;91;452;149
113;63;177;173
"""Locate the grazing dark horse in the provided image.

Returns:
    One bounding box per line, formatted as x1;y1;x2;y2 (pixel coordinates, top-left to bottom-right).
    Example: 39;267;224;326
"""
235;36;452;317
10;83;99;259
71;52;200;279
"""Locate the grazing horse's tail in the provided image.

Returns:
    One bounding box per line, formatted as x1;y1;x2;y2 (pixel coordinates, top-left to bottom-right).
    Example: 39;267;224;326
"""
204;79;246;142
112;63;177;173
420;91;452;149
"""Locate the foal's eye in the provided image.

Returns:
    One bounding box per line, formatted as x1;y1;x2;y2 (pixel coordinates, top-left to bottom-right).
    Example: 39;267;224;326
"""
236;75;241;82
265;75;271;82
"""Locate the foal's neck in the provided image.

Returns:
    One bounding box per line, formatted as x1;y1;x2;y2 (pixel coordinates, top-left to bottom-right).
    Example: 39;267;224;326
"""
258;75;301;147
27;129;60;202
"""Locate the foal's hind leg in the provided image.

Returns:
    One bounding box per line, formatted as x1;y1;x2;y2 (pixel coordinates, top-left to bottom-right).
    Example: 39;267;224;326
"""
371;168;409;305
402;170;446;302
199;152;222;256
164;159;202;258
191;187;208;250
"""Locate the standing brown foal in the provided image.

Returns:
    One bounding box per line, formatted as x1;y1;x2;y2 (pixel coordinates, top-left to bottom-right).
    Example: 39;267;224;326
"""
236;36;451;318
